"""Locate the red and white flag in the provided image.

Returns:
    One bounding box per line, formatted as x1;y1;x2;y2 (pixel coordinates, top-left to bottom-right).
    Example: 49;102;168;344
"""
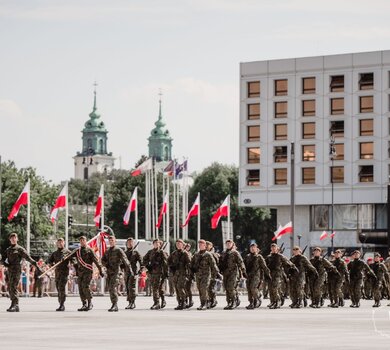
89;232;109;258
94;185;104;227
320;231;328;241
131;158;153;177
50;183;67;223
272;221;293;241
156;193;168;228
211;195;230;229
123;187;137;225
181;193;200;228
8;182;29;221
330;231;336;238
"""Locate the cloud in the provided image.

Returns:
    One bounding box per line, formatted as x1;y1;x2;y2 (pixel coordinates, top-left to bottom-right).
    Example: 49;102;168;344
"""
0;99;23;119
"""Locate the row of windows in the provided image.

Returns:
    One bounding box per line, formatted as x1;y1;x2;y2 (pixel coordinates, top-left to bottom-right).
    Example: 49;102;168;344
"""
246;119;373;142
246;165;374;186
247;96;374;120
247;73;375;98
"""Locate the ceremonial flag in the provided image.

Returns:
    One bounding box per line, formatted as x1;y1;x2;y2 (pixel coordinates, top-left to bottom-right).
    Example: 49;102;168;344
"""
211;195;230;229
50;183;67;223
330;231;336;238
163;160;175;176
89;231;109;257
156;193;168;228
131;158;153;176
272;221;293;241
181;193;200;228
175;160;188;177
94;185;104;227
123;187;137;225
8;182;29;221
320;231;328;241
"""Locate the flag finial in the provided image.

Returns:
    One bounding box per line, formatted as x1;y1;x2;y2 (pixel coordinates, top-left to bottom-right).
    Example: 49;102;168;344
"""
93;81;98;112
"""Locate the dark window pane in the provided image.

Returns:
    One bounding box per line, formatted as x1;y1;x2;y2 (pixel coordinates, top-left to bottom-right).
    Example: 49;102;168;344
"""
302;77;316;94
274;146;287;163
275;101;287;118
302;122;315;139
331;98;344;115
274;124;287;140
275;79;288;96
248;103;260;120
247;81;260;98
330;120;344;138
359;165;373;182
330;75;344;92
247;125;260;142
359;73;374;90
302;100;316;116
247;169;260;186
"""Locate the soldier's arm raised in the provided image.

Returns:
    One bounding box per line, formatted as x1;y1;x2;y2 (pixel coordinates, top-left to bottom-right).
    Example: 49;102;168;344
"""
18;247;38;267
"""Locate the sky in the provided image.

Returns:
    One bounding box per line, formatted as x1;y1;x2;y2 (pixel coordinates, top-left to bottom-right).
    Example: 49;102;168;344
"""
1;0;390;183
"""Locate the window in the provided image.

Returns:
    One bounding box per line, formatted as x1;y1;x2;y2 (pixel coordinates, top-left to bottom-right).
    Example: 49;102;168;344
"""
302;100;316;116
359;119;373;136
247;103;260;120
247;147;260;164
302;145;315;161
360;142;373;159
247;170;260;186
274;101;287;118
359;165;373;182
359;73;374;90
302;122;315;139
83;167;89;180
274;146;287;163
302;77;315;94
274;124;287;140
274;168;287;185
331;98;344;115
331;166;344;183
302;167;315;184
330;75;344;92
247;81;260;98
247;125;260;142
334;144;344;160
330;120;344;138
275;79;288;96
360;96;373;113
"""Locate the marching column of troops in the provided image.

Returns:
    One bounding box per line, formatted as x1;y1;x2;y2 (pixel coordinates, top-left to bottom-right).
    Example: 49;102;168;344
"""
2;232;390;312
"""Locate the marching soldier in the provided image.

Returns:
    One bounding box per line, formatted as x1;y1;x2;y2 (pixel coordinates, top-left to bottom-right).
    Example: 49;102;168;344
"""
101;236;132;312
219;239;246;310
206;241;220;309
244;243;271;309
168;239;191;310
185;243;194;308
348;250;376;308
124;237;142;310
75;236;104;312
2;233;41;312
143;239;168;310
371;253;387;307
191;239;220;310
47;238;73;311
289;246;317;309
33;258;44;298
328;249;349;308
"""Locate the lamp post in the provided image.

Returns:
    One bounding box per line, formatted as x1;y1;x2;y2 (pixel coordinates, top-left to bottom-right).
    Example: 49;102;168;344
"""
329;135;337;253
297;234;302;248
83;147;94;234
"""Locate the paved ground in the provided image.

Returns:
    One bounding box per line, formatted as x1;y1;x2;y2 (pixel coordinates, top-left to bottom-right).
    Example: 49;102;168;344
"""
1;295;390;349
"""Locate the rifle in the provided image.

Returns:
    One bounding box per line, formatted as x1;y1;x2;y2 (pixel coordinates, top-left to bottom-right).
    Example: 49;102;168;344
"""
162;241;168;251
279;243;285;251
302;245;308;255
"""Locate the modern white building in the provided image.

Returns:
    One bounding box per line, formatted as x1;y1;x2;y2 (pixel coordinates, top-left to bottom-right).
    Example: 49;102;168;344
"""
239;50;390;256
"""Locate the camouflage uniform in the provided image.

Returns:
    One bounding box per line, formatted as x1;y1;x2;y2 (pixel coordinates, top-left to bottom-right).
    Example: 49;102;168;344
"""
3;244;38;310
244;252;270;308
310;256;338;308
328;257;349;307
289;254;317;308
102;246;132;307
124;247;142;306
168;248;191;309
371;260;387;307
191;249;219;309
143;248;168;309
208;250;220;307
33;266;43;297
348;258;376;307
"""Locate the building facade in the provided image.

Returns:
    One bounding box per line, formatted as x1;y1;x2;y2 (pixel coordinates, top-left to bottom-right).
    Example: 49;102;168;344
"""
239;50;390;256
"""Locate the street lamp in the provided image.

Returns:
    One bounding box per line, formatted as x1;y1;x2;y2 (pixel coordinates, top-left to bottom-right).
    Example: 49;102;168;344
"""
82;147;94;234
329;134;337;253
297;234;302;248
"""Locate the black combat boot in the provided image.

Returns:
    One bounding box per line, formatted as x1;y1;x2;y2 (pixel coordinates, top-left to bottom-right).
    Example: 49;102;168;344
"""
186;297;194;309
234;297;241;308
303;298;308;307
7;302;19;312
6;301;15;312
289;301;296;308
246;302;255;310
197;303;207;310
270;301;280;309
150;301;160;310
209;298;217;309
78;302;87;312
267;302;275;308
174;302;184;310
224;301;234;310
130;301;136;309
125;302;132;310
339;298;345;307
56;303;65;311
87;300;93;311
160;296;166;309
256;297;262;308
108;304;118;312
280;297;285;306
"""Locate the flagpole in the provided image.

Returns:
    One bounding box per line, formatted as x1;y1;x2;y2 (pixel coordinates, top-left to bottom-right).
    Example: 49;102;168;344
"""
167;176;170;244
173;160;176;240
197;192;201;246
65;182;69;249
145;170;149;240
26;178;31;297
227;194;231;241
100;184;105;295
151;164;156;239
154;161;159;239
162;174;166;241
135;187;138;241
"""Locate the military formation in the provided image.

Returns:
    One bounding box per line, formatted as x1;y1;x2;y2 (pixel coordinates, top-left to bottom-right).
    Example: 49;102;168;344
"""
2;232;390;313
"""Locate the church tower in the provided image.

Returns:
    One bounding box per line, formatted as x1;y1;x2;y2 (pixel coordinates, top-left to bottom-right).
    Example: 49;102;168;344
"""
73;86;115;179
148;95;173;162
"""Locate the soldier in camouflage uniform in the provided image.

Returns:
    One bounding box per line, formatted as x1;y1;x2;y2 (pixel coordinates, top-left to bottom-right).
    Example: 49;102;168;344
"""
102;236;132;312
371;253;387;307
33;258;44;298
143;239;168;310
309;247;339;308
185;243;194;308
206;241;220;309
168;239;191;310
348;250;376;308
219;239;247;310
75;236;104;312
244;243;271;309
363;257;375;300
191;239;220;310
2;233;41;312
47;238;73;311
265;243;297;309
124;237;142;310
327;249;349;308
289;246;318;309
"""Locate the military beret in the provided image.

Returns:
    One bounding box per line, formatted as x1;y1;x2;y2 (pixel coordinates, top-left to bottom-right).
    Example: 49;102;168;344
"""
367;257;373;262
270;243;278;248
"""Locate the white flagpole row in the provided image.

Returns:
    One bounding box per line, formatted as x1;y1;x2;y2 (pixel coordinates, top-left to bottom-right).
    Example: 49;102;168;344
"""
154;161;158;239
26;178;31;297
65;181;69;249
135;187;138;241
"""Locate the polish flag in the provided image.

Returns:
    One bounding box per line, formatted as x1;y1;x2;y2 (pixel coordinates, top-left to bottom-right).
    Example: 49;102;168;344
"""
8;182;29;221
94;185;104;227
181;193;200;227
89;232;109;258
50;184;67;223
272;221;293;241
123;187;137;225
131;158;153;176
156;193;168;228
330;231;336;238
211;195;230;229
320;231;328;241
